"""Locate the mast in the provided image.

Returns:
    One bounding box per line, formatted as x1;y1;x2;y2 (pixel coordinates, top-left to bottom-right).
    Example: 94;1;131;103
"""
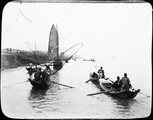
35;43;38;65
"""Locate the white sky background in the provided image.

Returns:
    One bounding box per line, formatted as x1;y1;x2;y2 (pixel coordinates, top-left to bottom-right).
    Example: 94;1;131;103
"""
2;2;152;59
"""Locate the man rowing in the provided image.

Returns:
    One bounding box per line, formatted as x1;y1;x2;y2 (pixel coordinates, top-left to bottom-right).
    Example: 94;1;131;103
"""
111;76;121;90
97;67;105;78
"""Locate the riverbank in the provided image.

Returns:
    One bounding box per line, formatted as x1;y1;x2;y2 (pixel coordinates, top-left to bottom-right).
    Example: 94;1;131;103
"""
1;50;48;70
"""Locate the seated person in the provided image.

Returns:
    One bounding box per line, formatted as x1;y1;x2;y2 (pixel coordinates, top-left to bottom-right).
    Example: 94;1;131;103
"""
91;72;99;78
27;63;37;75
119;73;132;91
111;76;121;90
41;70;49;82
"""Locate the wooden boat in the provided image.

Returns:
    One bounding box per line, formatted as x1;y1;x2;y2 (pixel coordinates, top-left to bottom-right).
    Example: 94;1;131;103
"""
53;58;63;70
90;76;140;99
99;79;140;99
28;72;50;89
105;89;140;99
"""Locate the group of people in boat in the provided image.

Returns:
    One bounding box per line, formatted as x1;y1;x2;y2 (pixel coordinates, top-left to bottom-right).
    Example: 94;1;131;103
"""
91;66;132;92
111;73;132;91
27;63;53;83
91;67;105;79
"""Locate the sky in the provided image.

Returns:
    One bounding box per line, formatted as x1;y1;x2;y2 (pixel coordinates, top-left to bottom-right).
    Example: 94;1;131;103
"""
2;2;152;59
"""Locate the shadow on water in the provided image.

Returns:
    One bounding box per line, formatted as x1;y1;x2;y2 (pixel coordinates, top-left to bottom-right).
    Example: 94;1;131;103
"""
113;98;137;109
110;97;141;118
28;72;60;99
28;87;48;100
27;72;63;113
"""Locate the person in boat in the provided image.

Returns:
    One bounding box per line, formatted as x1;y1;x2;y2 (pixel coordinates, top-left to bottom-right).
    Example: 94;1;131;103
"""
44;65;52;73
29;63;37;69
93;72;98;78
27;63;33;71
27;63;37;76
34;68;42;82
119;73;132;91
29;63;33;68
111;76;121;90
97;67;105;78
91;72;99;78
41;69;49;82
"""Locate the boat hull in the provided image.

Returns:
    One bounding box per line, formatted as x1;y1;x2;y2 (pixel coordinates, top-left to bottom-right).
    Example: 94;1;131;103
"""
91;77;140;99
53;59;63;70
53;63;63;69
28;77;50;89
105;89;140;99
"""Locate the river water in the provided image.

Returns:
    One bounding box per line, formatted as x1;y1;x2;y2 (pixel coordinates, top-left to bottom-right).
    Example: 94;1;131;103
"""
1;59;151;119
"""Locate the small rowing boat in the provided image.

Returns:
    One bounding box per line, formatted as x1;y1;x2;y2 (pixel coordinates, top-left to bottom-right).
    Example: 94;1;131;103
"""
90;76;140;99
99;80;140;99
53;59;63;70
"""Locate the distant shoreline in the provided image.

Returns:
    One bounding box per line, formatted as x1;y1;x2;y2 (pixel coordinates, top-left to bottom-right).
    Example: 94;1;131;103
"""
1;49;48;71
1;48;83;71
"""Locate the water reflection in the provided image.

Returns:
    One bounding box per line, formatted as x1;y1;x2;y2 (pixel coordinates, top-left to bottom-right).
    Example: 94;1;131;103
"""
111;97;139;118
29;87;47;100
28;72;60;99
113;98;137;109
1;61;151;118
28;72;62;113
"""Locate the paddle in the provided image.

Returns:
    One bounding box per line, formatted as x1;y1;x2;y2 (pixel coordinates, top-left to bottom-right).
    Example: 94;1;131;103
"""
5;80;29;88
48;42;83;66
105;77;114;83
139;92;150;98
85;79;92;83
50;81;75;88
87;91;105;96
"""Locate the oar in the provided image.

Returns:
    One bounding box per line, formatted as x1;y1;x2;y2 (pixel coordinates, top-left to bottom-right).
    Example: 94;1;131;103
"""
87;91;105;96
50;81;75;88
139;92;150;98
6;80;29;88
105;77;114;83
48;42;83;66
85;79;92;83
65;43;83;61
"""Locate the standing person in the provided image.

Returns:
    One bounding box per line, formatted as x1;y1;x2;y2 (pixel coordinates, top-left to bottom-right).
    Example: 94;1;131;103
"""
111;76;121;90
119;73;132;91
97;67;105;78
